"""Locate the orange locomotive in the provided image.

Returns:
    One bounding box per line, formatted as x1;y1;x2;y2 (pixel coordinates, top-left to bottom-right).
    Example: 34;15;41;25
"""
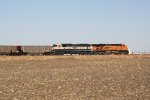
91;44;129;54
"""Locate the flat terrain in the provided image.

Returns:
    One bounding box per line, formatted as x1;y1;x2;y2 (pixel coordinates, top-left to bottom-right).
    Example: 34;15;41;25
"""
0;55;150;100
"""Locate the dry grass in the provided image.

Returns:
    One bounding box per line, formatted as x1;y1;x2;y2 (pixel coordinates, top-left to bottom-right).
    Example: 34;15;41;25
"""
0;55;150;61
0;55;150;100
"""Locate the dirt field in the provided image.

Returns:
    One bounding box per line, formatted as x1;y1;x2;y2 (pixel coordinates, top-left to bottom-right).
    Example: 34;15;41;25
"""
0;55;150;100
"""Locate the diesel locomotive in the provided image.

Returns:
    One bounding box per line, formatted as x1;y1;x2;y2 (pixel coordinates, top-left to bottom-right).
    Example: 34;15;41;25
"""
51;44;92;55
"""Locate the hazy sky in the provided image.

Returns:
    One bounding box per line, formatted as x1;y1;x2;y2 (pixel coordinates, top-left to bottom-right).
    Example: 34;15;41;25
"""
0;0;150;51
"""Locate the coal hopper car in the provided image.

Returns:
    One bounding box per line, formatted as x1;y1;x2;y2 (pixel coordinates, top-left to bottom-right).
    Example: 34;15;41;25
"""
0;45;22;55
21;46;52;55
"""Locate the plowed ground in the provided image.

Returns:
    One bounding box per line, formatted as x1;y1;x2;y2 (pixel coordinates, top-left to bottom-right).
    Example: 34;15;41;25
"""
0;55;150;100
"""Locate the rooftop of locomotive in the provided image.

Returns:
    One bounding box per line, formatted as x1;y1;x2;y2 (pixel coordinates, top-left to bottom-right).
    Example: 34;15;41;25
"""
53;44;91;47
91;44;126;46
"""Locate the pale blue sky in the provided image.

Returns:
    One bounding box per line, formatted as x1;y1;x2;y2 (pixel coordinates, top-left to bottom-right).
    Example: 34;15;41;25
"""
0;0;150;51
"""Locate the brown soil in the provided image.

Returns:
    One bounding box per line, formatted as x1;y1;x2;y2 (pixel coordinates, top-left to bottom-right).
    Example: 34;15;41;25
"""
0;55;150;100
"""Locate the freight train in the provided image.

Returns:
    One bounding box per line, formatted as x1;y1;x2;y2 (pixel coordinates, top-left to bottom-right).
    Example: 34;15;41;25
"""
0;43;129;55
